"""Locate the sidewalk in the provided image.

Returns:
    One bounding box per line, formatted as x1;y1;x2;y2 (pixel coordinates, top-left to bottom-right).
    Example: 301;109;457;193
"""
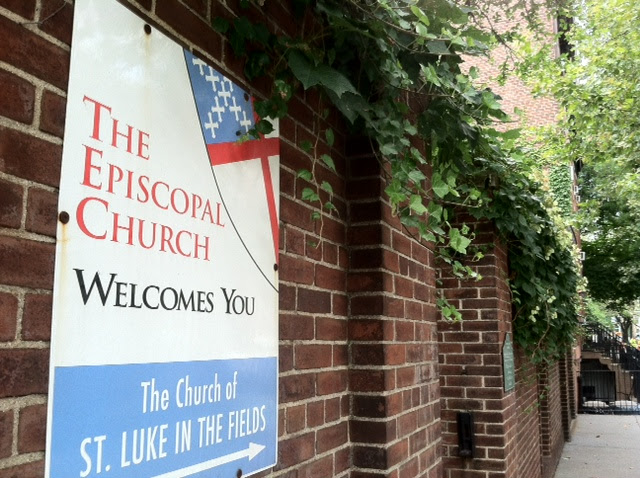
554;414;640;478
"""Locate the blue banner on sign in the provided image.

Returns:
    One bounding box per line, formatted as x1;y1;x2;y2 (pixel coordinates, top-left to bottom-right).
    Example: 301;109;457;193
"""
49;358;277;478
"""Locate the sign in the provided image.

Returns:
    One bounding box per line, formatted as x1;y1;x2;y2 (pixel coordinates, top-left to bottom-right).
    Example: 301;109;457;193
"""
45;1;279;477
503;333;516;392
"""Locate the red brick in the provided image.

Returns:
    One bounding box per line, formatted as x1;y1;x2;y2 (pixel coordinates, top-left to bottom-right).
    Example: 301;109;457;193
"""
350;369;385;392
396;366;416;388
0;69;35;124
279;284;295;310
284;225;305;255
0;348;49;398
348;271;386;293
349;224;383;246
385;344;406;365
285;404;306;434
305;235;323;261
0;236;55;289
333;292;348;317
296;455;335;478
351;295;384;316
317;370;347;395
387;438;409;466
1;0;36;19
317;421;348;453
297;288;331;314
352;343;384;366
39;0;74;45
279;313;314;340
277;432;315;468
395;320;414;341
279;254;313;284
306;400;324;428
279;344;292;372
21;293;53;341
333;343;348;367
322;242;338;265
353;445;387;469
349;319;384;341
279;373;315;402
0;409;12;458
26;187;58;237
295;344;332;369
39;89;66;138
316;317;346;341
350;419;388;444
0;461;44;478
0;178;23;228
0;15;69;90
18;403;46;453
156;0;222;59
315;264;345;290
182;0;208;18
0;292;18;341
392;231;412;256
0;126;62;187
280;168;294;196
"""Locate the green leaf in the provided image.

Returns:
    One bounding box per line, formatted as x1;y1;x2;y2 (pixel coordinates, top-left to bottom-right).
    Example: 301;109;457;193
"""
212;17;230;33
427;40;450;55
410;195;428;215
287;50;357;97
321;181;334;194
255;119;274;135
324;201;338;212
449;228;472;254
320;154;336;172
432;172;449;198
427;201;443;222
300;140;313;153
301;187;320;203
408;169;426;183
297;169;313;181
325;128;335;147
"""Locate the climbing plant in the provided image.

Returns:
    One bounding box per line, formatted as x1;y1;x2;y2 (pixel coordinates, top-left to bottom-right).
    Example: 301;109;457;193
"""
214;0;581;361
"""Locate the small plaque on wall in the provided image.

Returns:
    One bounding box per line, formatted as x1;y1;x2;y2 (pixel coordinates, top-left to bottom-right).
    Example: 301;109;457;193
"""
503;333;516;392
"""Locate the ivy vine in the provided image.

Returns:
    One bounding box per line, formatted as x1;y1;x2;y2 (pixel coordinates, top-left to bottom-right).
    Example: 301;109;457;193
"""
214;0;581;362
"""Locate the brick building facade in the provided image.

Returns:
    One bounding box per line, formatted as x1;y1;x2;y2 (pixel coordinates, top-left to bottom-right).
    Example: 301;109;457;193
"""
0;1;576;477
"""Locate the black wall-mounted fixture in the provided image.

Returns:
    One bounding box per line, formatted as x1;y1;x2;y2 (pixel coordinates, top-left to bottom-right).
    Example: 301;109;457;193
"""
457;412;475;458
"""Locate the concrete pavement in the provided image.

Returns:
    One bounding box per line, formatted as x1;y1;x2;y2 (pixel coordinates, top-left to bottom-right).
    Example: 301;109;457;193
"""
554;414;640;478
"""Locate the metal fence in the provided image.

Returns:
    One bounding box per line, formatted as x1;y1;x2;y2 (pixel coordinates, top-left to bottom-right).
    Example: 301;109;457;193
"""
581;323;640;414
581;370;640;414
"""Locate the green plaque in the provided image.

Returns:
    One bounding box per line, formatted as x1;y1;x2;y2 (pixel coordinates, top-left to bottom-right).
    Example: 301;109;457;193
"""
503;333;516;392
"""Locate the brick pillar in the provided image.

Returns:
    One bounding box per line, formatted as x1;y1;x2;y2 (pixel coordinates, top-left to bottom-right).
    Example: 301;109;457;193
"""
558;354;572;441
347;144;442;478
538;362;565;478
567;350;577;420
437;218;519;478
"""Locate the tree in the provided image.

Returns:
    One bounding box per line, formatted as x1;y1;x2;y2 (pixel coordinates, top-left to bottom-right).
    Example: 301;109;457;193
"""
517;0;640;328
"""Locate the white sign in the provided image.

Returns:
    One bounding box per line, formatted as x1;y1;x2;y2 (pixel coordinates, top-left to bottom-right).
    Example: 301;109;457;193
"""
45;1;279;477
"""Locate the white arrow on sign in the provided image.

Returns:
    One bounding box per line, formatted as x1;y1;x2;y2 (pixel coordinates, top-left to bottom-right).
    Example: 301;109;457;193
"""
151;442;266;478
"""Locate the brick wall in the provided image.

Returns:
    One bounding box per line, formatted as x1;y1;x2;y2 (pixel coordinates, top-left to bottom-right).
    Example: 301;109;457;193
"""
0;1;575;478
0;1;71;477
538;362;565;478
437;217;522;478
514;351;542;478
347;147;441;478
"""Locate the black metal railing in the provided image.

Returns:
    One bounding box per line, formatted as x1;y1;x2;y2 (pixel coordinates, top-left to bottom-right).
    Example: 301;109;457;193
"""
583;323;640;371
581;323;640;414
580;370;640;414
